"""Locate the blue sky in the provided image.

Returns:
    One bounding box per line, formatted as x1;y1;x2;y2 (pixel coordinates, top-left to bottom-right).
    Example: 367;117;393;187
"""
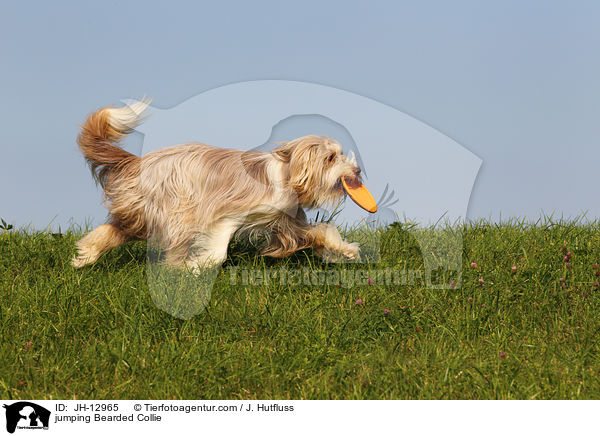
1;1;599;229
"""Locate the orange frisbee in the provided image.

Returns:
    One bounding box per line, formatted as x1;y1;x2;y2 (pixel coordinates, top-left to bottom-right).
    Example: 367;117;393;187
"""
341;176;378;213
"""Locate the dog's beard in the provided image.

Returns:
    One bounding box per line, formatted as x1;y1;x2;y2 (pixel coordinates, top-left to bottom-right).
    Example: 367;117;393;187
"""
305;166;360;210
313;183;345;209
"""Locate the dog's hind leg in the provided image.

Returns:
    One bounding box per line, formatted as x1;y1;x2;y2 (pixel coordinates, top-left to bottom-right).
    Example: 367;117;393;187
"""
185;220;239;272
71;223;129;268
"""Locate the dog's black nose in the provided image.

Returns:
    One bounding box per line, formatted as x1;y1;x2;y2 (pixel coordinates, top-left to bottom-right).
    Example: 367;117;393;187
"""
353;167;361;176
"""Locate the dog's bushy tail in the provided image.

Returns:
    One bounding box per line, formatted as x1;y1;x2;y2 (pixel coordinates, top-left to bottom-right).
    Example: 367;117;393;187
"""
77;99;151;187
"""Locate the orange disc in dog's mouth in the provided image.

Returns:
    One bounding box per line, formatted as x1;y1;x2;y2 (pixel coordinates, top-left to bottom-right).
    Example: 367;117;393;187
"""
341;176;377;213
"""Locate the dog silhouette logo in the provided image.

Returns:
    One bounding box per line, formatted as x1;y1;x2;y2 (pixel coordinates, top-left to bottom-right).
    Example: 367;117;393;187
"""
127;80;481;318
3;402;50;433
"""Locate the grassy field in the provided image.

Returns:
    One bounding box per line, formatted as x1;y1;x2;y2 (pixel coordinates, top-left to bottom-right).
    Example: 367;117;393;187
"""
1;219;600;399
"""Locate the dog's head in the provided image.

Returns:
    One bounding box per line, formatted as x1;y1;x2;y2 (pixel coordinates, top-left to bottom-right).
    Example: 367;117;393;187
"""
273;135;361;208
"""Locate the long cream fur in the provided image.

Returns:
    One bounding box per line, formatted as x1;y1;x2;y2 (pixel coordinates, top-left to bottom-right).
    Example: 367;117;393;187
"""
72;99;362;270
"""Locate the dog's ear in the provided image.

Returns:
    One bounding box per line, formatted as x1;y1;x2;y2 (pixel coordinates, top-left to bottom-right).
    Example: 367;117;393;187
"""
272;141;294;163
273;136;331;206
289;143;321;205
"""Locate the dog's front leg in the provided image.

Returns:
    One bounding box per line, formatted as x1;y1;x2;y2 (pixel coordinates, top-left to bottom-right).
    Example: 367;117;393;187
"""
185;220;239;272
308;223;360;260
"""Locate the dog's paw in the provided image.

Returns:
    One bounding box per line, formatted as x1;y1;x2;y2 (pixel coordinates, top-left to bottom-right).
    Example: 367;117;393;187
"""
341;242;360;260
71;256;86;268
71;254;95;268
185;254;225;274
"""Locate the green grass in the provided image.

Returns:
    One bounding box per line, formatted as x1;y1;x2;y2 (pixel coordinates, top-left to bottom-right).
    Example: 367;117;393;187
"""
1;219;600;399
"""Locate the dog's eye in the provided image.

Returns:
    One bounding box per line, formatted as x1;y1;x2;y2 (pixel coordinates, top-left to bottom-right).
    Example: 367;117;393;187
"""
326;153;336;164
